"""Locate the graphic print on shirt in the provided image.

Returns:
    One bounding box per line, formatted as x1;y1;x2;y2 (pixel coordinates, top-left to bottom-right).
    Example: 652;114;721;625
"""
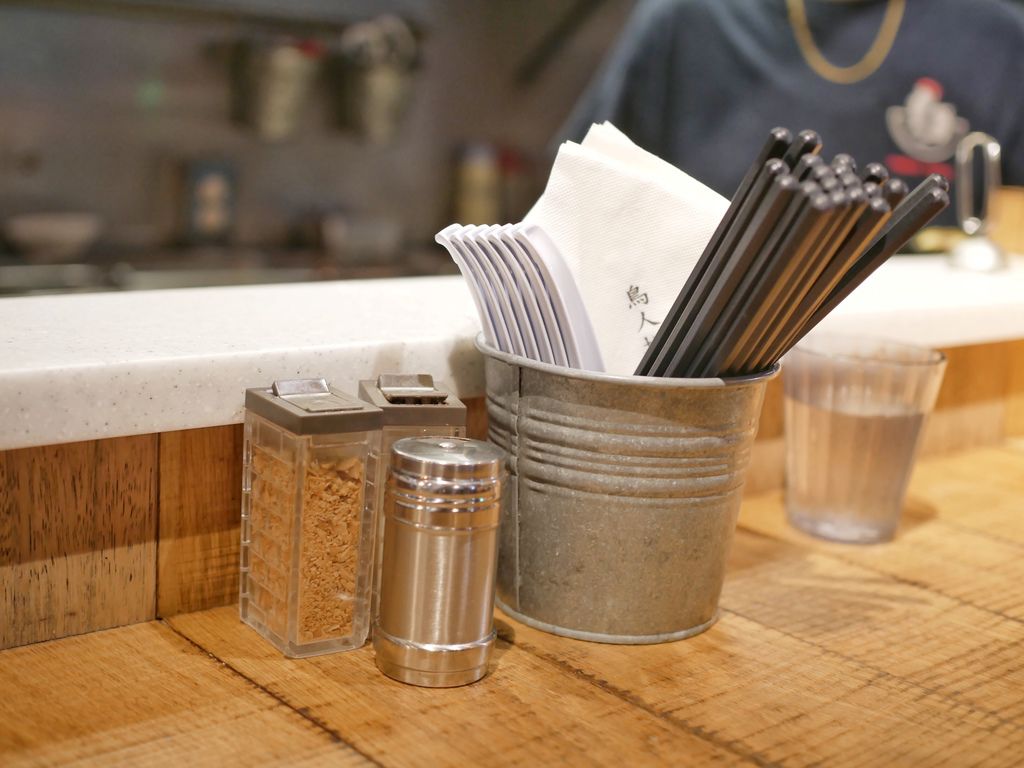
885;78;968;179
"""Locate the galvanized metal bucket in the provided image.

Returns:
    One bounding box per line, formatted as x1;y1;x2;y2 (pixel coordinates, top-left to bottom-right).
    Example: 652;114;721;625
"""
479;338;778;644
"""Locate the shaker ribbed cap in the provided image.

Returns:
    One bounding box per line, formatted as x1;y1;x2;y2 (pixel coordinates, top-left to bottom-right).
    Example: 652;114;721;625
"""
390;437;505;481
245;378;381;435
358;374;466;427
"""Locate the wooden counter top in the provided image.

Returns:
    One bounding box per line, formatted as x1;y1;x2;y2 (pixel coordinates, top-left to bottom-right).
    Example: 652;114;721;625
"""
2;443;1022;766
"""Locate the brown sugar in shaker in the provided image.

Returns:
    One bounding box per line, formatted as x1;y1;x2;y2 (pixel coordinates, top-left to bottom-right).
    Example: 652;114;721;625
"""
240;378;381;657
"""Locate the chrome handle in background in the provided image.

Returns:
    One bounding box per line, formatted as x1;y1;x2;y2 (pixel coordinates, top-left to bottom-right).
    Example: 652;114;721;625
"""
956;131;1001;236
950;132;1007;272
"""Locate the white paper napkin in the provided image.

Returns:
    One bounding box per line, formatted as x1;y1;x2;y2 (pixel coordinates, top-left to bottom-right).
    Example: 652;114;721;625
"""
525;123;728;375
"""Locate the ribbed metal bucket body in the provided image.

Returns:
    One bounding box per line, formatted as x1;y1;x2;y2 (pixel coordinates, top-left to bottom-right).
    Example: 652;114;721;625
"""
480;339;777;644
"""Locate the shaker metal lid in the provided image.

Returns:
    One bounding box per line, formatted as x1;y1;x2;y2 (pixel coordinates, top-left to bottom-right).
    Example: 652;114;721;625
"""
390;436;505;480
358;374;467;427
245;378;382;435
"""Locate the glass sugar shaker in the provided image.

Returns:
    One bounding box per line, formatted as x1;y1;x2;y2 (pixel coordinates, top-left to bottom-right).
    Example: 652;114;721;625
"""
357;374;466;621
240;378;382;657
374;436;505;687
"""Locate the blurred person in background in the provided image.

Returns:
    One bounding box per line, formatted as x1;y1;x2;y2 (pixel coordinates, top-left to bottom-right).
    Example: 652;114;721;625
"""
563;0;1024;226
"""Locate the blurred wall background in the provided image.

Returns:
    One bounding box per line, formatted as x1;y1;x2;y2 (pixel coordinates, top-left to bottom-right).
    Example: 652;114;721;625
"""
0;0;635;253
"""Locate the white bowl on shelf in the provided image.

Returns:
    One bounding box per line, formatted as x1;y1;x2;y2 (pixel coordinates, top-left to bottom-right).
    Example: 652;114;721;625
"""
6;213;103;263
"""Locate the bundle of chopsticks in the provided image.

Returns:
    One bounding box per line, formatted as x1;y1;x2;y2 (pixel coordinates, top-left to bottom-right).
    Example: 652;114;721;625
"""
636;128;950;379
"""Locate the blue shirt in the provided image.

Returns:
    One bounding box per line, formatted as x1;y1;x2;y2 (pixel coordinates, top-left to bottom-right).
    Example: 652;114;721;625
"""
563;0;1024;226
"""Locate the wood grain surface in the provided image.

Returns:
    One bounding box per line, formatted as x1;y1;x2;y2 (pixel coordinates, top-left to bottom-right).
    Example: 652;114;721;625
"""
741;445;1024;607
169;607;737;766
0;621;369;766
157;425;243;617
2;444;1016;766
0;436;157;650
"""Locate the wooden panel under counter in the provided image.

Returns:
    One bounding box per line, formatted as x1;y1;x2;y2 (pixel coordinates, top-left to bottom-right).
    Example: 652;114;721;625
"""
0;436;158;649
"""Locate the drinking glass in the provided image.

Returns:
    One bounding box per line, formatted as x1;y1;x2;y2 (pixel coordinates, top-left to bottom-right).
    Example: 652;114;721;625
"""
784;335;947;543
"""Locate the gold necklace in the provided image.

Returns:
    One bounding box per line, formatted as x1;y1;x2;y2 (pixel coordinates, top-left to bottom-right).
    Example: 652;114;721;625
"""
786;0;905;85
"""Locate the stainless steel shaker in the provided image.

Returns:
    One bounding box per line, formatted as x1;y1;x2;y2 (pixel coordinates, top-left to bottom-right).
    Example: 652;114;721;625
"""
374;437;505;687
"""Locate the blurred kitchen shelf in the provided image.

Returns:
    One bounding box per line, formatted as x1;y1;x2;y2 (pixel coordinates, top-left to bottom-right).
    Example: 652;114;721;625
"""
0;0;425;33
0;263;108;296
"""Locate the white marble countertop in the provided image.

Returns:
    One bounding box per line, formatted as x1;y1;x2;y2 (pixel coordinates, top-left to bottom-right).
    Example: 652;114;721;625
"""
818;255;1024;347
1;257;1022;451
0;277;481;450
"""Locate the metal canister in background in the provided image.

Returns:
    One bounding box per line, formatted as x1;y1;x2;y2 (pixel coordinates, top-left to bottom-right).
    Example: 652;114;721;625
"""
327;15;419;144
229;38;323;142
374;437;505;687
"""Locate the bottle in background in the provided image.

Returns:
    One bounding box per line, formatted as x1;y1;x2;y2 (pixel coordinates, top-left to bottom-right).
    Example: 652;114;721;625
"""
454;143;501;225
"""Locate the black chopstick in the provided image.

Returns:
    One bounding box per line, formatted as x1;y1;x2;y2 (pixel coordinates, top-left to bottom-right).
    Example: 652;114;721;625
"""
726;189;853;374
881;178;909;207
679;175;805;377
898;173;949;209
809;164;834;182
782;130;823;169
794;153;824;181
838;170;862;190
639;134;947;379
782;185;950;353
744;187;870;371
635;127;792;376
820;174;842;193
701;186;835;376
759;196;892;367
641;156;789;376
862;162;890;184
660;169;797;377
693;185;823;377
831;153;857;173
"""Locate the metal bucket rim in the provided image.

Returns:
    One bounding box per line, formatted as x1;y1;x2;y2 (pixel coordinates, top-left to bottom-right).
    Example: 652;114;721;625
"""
475;334;780;389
